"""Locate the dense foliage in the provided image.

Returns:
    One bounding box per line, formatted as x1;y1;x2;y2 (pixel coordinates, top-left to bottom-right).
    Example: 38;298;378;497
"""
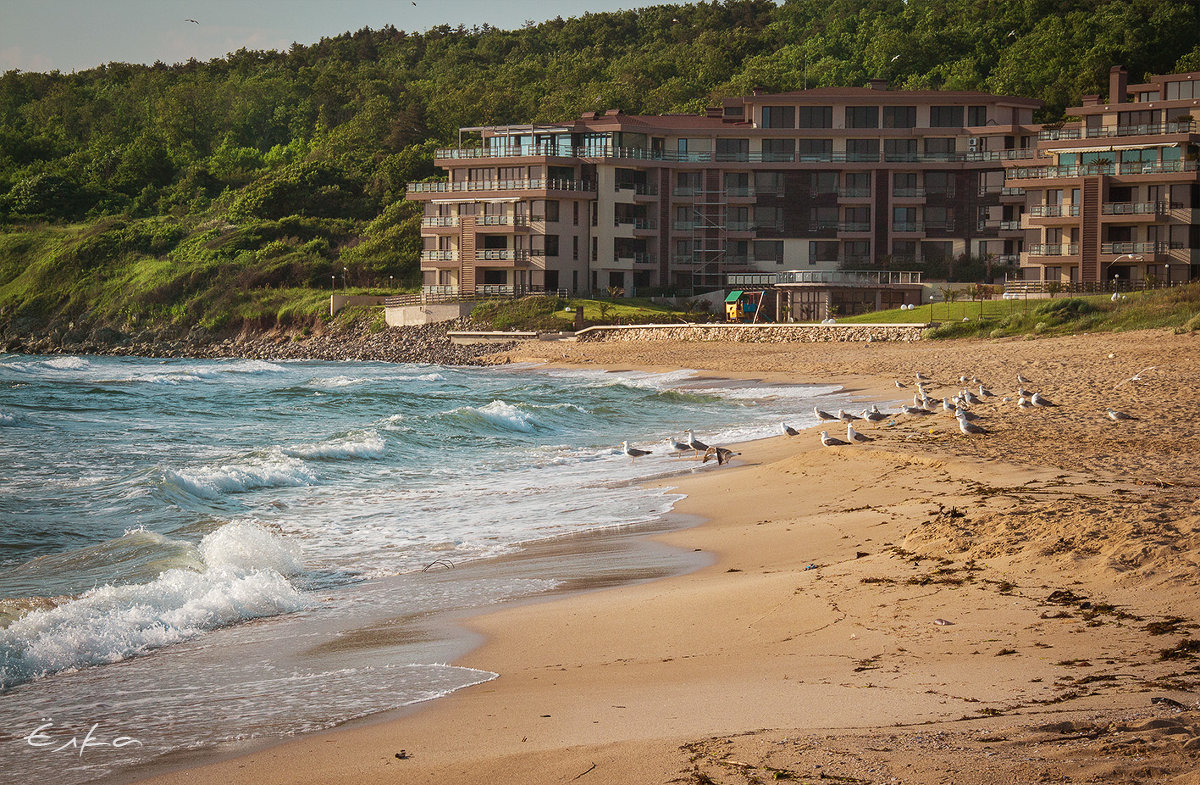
0;0;1196;335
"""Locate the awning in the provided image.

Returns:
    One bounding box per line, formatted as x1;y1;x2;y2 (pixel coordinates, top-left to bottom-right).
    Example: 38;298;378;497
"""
725;291;744;303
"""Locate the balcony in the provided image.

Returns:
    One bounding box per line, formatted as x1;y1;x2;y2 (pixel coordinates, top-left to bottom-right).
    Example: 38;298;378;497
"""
671;220;698;231
1082;120;1196;139
996;253;1020;264
999;220;1023;231
892;187;926;198
1102;201;1181;216
420;250;458;261
837;187;872;198
477;249;532;262
776;270;924;286
1101;241;1172;255
421;216;460;228
407;178;594;195
1027;244;1079;256
1001;187;1026;197
892;221;923;233
724;186;756;198
726;220;756;232
1028;204;1080;218
838;221;871;233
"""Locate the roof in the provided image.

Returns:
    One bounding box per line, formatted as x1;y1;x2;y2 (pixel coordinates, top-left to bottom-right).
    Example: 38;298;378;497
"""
740;86;1042;107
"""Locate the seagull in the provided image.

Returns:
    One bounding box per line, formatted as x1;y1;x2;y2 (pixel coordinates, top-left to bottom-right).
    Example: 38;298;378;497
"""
1018;396;1032;408
1120;366;1156;386
670;434;692;455
814;407;838;422
890;54;901;62
1031;392;1055;407
847;424;873;443
862;409;888;423
955;407;981;421
957;415;988;435
895;380;907;389
1006;29;1017;38
820;430;849;446
942;398;954;411
838;409;861;422
902;405;934;416
185;18;199;23
958;375;968;383
970;376;981;384
916;372;930;381
962;389;982;405
621;441;652;463
703;446;740;465
978;385;995;398
1106;407;1135;421
684;429;710;455
1017;373;1032;384
781;422;800;437
1017;386;1031;398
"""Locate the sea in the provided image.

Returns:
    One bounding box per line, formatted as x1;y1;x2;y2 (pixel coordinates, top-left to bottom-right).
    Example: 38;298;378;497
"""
0;353;851;784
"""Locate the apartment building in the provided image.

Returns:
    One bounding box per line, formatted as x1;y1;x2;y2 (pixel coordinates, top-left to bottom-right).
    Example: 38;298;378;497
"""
1005;66;1200;286
407;80;1045;296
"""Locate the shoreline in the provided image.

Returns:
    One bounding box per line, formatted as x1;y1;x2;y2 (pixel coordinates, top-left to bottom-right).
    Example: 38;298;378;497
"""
86;329;1200;782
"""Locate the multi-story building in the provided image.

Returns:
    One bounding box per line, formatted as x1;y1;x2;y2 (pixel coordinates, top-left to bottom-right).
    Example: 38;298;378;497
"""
408;80;1042;298
1005;66;1200;286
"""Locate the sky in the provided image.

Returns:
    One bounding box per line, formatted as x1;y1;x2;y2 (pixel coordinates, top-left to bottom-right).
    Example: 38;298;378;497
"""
0;0;668;74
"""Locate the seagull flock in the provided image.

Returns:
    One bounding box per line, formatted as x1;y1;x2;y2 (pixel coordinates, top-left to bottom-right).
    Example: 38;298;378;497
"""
620;365;1144;464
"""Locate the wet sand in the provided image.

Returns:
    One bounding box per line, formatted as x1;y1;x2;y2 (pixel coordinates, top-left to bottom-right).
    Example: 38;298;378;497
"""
134;328;1200;785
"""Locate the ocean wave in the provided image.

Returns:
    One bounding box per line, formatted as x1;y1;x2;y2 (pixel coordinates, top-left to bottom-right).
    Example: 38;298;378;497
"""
447;400;542;433
41;356;92;371
163;449;319;499
417;372;446;382
0;521;308;689
284;430;386;460
306;376;368;389
0;410;17;426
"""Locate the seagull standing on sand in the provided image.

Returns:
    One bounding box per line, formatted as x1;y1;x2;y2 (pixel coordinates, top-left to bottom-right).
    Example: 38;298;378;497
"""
814;407;838;422
670;434;692;455
1017;373;1032;384
895;380;907;389
1018;396;1032;409
956;414;988;435
978;385;995;398
820;430;849;446
847;424;873;443
781;423;800;437
1031;392;1055;407
862;409;888;426
684;429;710;455
1106;407;1135;421
621;441;652;463
838;409;861;422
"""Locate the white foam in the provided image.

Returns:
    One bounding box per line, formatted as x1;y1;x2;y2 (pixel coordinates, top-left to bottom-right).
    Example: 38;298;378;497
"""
0;410;17;426
284;430;386;460
165;449;319;498
467;400;538;432
417;373;446;382
0;521;309;688
42;356;91;371
307;376;368;388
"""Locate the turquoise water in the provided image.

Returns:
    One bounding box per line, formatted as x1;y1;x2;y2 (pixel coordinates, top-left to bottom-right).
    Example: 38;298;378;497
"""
0;354;847;783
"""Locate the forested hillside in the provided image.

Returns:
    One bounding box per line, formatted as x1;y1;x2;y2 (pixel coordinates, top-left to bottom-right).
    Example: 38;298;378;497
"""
1;0;1196;339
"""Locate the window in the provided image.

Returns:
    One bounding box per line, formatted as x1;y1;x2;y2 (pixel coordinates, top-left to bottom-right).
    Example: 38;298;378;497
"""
762;138;795;162
573;201;579;225
809;206;838;230
929;106;965;127
545;200;560;222
884;138;917;161
754;205;784;231
809;241;839;263
925;171;953;195
846;106;879;129
573;236;579;260
845;172;871;192
846;139;879;161
1118;109;1160;131
754;240;784;264
715;138;749;161
844;206;869;227
675;171;701;193
843;240;870;262
724;172;750;195
893;207;917;230
892;172;918;195
924;205;954;231
920;241;952;260
797;106;833;128
761;106;795;128
1165;80;1200;100
923;137;956;158
797;139;833;160
755;171;785;194
967;105;988;126
810;171;838;195
723;104;745;118
543;235;560;257
883;106;916;128
892;240;918;261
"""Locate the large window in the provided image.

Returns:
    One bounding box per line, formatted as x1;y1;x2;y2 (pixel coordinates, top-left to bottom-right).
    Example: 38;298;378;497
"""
797;139;833;160
923;137;956;158
809;241;839;262
754;205;784;231
843;240;870;262
761;106;796;128
755;171;785;193
884;138;917;162
924;171;953;195
845;172;871;192
809;206;839;230
846;106;879;129
716;138;750;161
883;106;916;128
754;240;784;264
762;138;796;162
1166;80;1200;100
846;139;879;162
892;172;918;195
967;105;988;126
797;106;833;128
929;105;965;127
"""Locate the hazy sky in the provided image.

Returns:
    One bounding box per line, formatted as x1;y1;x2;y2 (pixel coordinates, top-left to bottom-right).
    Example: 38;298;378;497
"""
0;0;669;73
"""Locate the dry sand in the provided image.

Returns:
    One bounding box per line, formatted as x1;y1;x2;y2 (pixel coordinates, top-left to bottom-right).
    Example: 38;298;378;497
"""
135;329;1200;785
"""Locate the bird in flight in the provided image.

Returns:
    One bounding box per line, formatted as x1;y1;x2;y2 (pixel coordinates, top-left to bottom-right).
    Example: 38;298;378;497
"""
185;18;199;24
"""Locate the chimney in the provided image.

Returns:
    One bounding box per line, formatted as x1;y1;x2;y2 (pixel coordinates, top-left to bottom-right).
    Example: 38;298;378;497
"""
1108;66;1128;103
869;78;888;91
1081;94;1101;106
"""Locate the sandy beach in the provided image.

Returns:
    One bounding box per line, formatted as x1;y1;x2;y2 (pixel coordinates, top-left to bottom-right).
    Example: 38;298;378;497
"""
133;329;1200;785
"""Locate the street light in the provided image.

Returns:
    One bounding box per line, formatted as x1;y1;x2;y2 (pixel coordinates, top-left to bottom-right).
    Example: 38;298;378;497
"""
1110;254;1143;292
342;267;348;291
331;275;335;291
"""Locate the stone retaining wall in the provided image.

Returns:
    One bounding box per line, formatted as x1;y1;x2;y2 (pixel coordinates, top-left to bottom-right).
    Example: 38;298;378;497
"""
575;323;928;343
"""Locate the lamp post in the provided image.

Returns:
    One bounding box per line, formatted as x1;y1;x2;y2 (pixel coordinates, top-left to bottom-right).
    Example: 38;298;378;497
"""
389;275;394;289
331;275;335;291
342;267;348;291
1110;254;1143;292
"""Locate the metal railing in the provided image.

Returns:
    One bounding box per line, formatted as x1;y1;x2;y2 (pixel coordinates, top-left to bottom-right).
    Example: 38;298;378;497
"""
776;270;924;286
1027;244;1079;256
385;287;569;306
407;178;594;194
892;222;924;233
477;215;529;227
477;249;533;261
1003;279;1183;295
999;220;1022;231
1001;187;1026;196
1101;201;1181;216
1028;204;1080;217
420;250;458;261
1100;241;1174;255
839;221;871;232
1034;120;1197;141
1007;160;1199;180
892;187;926;198
421;216;459;227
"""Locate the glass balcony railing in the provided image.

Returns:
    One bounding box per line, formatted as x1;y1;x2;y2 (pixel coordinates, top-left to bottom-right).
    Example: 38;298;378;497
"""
1027;244;1079;256
1101;201;1181;215
420;250;458;261
892;222;923;233
407;178;594;194
892;187;925;198
421;216;459;227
